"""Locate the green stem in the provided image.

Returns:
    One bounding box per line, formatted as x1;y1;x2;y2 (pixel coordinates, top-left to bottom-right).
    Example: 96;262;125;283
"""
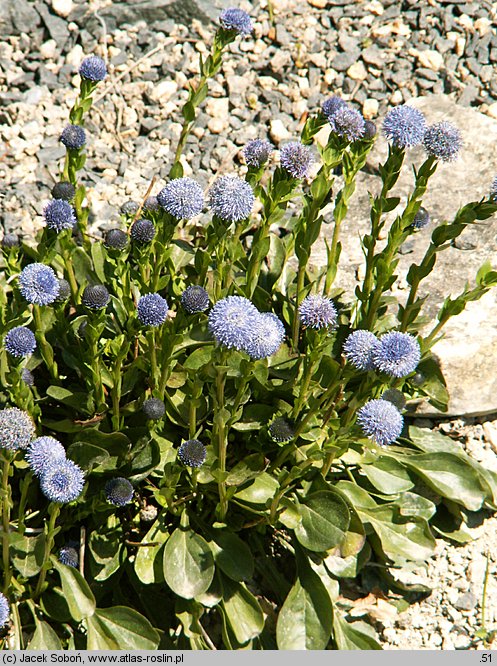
17;471;33;537
147;329;158;390
33;306;59;382
2;455;13;594
60;241;79;302
291;264;306;350
214;360;228;521
34;503;61;599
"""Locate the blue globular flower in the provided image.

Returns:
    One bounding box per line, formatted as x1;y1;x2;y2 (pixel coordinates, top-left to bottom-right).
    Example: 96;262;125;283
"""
208;295;259;350
22;368;34;386
56;279;71;301
269;417;294;443
243;139;273;167
104;228;128;250
130;218;156;243
178;439;206;468
26;436;66;477
142;398;165;420
209;176;255;222
19;263;60;305
343;330;379;371
412;206;430;230
105;477;134;507
1;233;19;248
59;543;79;568
328;106;365;142
43;199;76;233
299;294;337;329
79;55;107;81
243;312;285;359
321;96;347;119
381;388;407;412
357;399;404;446
363;120;377;140
60;125;86;150
120;200;140;216
181;286;210;314
0;407;35;451
81;285;110;310
280;142;314;179
423;121;461;162
383;105;426;148
373;331;421;378
490;176;497;202
219;7;253;35
40;459;85;503
157;178;204;220
51;181;75;201
143;196;160;212
137;293;168;327
0;593;9;629
4;326;36;358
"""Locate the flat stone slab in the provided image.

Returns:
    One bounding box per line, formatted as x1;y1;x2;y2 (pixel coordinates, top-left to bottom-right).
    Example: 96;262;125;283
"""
312;94;497;416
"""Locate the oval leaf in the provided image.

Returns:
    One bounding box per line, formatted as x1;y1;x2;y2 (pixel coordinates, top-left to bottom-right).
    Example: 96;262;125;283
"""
295;491;350;552
27;620;62;649
53;559;96;622
210;531;254;582
220;576;264;644
276;577;331;650
163;527;214;600
86;607;159;650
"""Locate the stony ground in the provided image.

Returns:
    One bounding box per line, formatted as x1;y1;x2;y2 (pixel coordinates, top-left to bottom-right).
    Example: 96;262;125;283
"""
1;0;497;650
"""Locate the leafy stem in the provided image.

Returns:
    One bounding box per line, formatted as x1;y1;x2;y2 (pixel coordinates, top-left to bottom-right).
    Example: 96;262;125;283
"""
34;503;61;599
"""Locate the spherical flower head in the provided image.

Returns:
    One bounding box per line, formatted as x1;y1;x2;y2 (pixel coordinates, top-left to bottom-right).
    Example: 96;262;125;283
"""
243;139;273;167
321;96;347;119
328;106;365;142
280;142;314;179
208;295;259;350
56;278;71;302
269;417;294;443
363;120;377;140
120;200;140;216
2;233;19;248
26;436;66;477
19;263;60;305
4;326;36;358
157;178;204;220
178;439;206;468
21;368;34;386
51;181;75;201
243;312;285;359
59;543;79;568
0;593;9;629
142;397;165;420
79;55;107;82
104;228;128;250
140;505;158;522
105;477;134;507
181;285;210;314
60;124;86;150
383;105;426;148
209;176;255;223
381;388;407;412
373;331;421;378
0;407;35;451
357;399;403;446
40;459;85;504
412;206;430;230
82;285;110;310
137;293;168;327
490;175;497;202
43;199;76;233
423;121;461;162
343;330;379;371
130;218;155;243
143;195;160;212
299;294;337;330
219;7;253;35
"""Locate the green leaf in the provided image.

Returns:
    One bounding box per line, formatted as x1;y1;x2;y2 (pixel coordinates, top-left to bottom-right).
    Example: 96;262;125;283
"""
53;559;96;621
163;527;215;600
89;529;123;582
27;619;62;649
10;532;45;577
86;607;159;650
225;453;265;486
209;530;254;582
294;491;350;552
415;356;449;412
91;241;107;282
134;519;169;585
183;346;213;370
332;611;382;650
220;575;264;644
360;456;414;494
234;472;279;505
128;438;161;481
66;441;110;471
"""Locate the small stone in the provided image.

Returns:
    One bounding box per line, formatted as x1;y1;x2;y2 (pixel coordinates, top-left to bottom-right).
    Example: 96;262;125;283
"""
40;39;58;59
207;117;226;134
269;119;291;144
416;50;445;71
486;102;497;120
333;52;360;72
474;17;492;36
51;0;73;17
363;98;379;118
455;36;466;57
390;90;403;104
307;0;327;6
148;80;178;102
347;61;368;81
365;0;384;15
482;422;497;451
454;591;477;611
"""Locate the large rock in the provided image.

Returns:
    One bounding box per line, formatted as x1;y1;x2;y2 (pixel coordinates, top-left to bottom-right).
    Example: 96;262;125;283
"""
0;0;40;37
312;95;497;416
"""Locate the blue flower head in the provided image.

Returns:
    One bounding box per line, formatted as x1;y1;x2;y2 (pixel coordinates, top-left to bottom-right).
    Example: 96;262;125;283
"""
60;125;86;150
0;593;9;629
243;312;285;359
143;196;160;212
280;142;314;179
328;106;365;142
43;199;77;233
363;120;377;140
0;408;35;450
105;477;134;507
383;105;426;148
181;286;210;314
423;121;461;162
40;459;85;503
26;436;66;477
79;55;107;81
120;200;140;216
219;8;253;35
412;206;430;230
269;417;294;443
178;439;206;468
19;263;60;305
357;399;403;446
381;388;407;412
104;229;128;250
209;176;255;223
1;233;19;249
130;218;156;243
82;285;110;310
56;279;71;302
299;294;337;330
343;330;379;371
4;326;36;358
142;397;165;420
373;331;421;378
208;295;259;350
157;178;204;220
243;139;273;167
59;543;79;568
137;293;168;327
22;368;34;386
321;96;347;119
52;181;75;201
